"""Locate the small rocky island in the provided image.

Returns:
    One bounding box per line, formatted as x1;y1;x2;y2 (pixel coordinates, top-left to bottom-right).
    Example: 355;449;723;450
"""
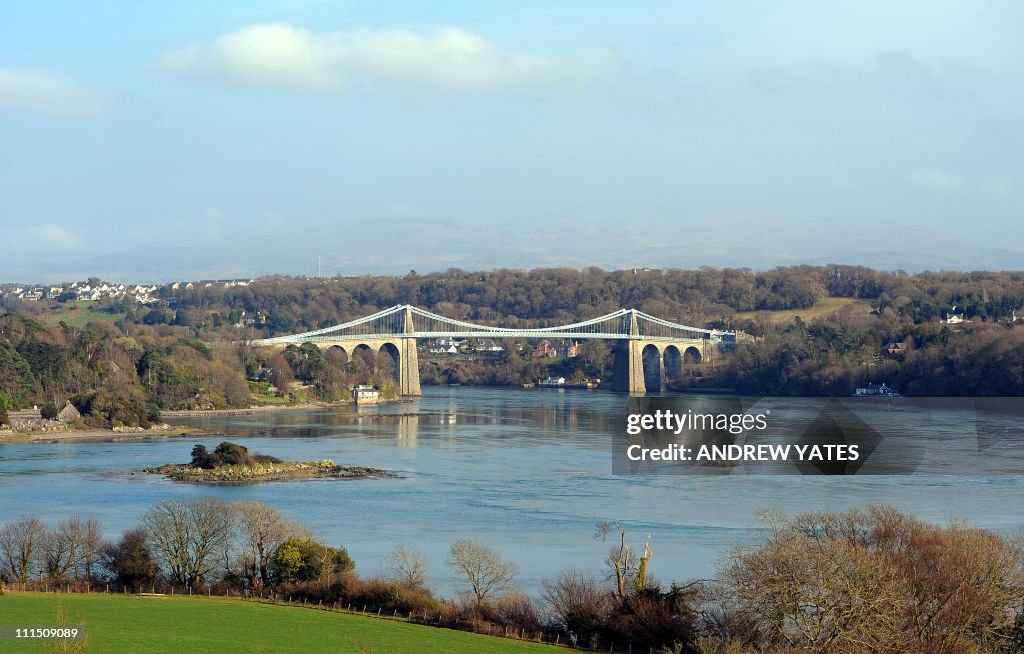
144;441;394;484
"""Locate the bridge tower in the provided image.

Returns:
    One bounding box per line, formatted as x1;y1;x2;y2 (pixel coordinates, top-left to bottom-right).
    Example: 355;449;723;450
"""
612;310;659;393
398;305;422;396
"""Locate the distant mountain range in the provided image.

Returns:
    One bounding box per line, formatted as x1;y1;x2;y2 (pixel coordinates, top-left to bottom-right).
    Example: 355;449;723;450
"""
2;218;1021;284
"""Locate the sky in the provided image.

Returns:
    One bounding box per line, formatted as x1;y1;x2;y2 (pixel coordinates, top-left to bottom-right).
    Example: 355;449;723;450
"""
1;1;1022;282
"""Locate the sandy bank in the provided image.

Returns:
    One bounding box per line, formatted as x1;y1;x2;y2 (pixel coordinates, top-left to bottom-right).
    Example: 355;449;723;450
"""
0;425;210;444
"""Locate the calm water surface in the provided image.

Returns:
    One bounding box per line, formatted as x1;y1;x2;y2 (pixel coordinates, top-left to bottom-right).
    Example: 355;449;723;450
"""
2;387;1022;595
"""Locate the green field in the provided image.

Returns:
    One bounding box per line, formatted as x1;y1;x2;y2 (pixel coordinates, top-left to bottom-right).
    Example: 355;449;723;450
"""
34;302;126;329
733;297;874;325
1;592;559;654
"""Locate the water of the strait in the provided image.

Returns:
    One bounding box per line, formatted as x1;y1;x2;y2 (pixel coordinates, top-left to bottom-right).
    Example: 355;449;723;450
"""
1;386;1022;595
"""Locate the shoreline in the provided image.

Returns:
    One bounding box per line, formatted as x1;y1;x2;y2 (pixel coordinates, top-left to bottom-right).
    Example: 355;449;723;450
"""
0;424;211;444
162;398;408;417
161;402;334;417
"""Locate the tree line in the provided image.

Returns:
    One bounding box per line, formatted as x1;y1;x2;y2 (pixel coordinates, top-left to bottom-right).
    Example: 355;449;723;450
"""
114;265;1024;335
0;313;251;425
3;503;1023;653
4;264;1024;411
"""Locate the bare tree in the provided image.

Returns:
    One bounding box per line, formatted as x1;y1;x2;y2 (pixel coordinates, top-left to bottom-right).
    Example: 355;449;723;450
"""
46;515;104;582
234;501;309;590
44;526;73;582
142;498;235;587
719;506;1024;653
0;517;47;583
541;567;610;644
79;516;103;582
266;353;294;393
384;541;429;588
446;539;517;607
595;521;637;606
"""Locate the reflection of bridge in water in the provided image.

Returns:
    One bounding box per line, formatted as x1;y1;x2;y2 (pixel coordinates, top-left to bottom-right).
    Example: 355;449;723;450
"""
250;304;733;395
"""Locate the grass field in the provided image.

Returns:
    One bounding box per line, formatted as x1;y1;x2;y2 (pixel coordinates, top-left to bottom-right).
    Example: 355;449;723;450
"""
732;297;874;325
1;592;559;654
33;302;126;329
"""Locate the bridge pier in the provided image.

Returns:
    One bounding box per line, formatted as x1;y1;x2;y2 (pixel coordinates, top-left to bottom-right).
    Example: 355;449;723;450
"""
612;340;649;393
612;340;707;393
397;337;421;396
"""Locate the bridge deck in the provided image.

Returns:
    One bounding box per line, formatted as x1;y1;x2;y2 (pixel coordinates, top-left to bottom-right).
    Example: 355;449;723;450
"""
249;304;732;346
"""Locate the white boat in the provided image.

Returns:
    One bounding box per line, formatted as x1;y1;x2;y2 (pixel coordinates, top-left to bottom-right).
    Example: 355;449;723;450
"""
853;383;901;398
539;376;566;387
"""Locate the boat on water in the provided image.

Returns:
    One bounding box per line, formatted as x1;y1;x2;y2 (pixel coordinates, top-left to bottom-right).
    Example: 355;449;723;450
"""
538;377;599;389
853;382;901;398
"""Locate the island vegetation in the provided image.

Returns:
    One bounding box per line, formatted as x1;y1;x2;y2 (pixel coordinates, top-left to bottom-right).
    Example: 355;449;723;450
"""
143;441;393;484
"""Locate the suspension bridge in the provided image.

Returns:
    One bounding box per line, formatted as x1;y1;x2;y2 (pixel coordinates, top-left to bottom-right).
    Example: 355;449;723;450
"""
250;305;733;394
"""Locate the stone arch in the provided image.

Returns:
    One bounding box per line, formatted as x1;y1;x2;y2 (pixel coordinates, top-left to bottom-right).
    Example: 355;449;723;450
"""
325;344;349;367
684;346;702;364
642;343;663;392
377;342;401;385
663;345;682;381
351;344;375;377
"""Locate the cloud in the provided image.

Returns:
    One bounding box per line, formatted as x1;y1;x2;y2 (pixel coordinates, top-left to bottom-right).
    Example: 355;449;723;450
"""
909;169;967;195
1;224;83;258
981;176;1012;197
158;23;619;96
909;170;1014;197
747;51;965;101
0;67;105;117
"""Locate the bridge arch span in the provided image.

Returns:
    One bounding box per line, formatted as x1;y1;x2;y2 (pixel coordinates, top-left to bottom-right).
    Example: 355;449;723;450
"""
684;346;702;364
641;344;663;392
663;345;682;381
326;344;350;362
377;342;401;385
350;343;375;375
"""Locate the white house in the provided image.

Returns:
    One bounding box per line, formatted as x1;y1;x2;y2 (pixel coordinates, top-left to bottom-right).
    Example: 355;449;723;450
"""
428;338;463;354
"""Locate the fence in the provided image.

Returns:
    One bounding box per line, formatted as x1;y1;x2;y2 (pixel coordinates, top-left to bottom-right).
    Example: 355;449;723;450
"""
2;584;660;653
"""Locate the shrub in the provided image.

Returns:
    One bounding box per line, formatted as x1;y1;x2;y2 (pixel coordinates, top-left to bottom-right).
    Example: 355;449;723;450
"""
40;402;59;420
213;441;255;467
718;506;1024;653
100;528;160;589
541;567;609;645
71;390;160;429
253;454;284;464
270;538;354;585
189;442;258;469
0;390;11;425
346;578;444;616
487;592;543;634
282;574;443;616
604;584;700;653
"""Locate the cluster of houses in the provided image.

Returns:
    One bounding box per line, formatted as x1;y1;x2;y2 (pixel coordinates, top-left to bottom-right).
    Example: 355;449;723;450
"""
170;279;253;290
0;278;255;306
426;338;506;354
425;337;582;358
1;281;161;304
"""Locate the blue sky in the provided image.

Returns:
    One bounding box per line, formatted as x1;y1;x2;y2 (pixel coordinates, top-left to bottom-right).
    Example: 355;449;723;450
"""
1;1;1022;281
